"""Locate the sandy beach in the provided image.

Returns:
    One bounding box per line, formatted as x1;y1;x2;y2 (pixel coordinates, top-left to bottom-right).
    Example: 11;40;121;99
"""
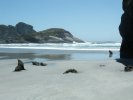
0;59;133;100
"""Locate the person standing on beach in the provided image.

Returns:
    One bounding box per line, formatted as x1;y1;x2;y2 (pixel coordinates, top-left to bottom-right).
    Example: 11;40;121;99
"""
109;50;113;58
119;0;133;58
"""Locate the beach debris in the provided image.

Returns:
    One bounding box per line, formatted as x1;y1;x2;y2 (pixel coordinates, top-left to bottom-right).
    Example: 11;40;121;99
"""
40;62;47;66
109;50;113;58
14;59;25;72
32;61;47;66
32;61;40;66
99;64;106;67
124;65;133;72
63;69;78;74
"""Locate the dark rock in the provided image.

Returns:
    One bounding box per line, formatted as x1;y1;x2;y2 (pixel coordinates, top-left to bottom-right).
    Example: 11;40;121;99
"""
0;22;84;43
40;62;47;66
119;0;133;58
99;64;106;67
63;69;78;74
32;61;47;66
35;28;84;43
14;59;25;72
116;59;133;72
32;61;40;66
116;58;133;65
0;22;36;43
0;24;24;43
124;65;133;72
16;22;36;35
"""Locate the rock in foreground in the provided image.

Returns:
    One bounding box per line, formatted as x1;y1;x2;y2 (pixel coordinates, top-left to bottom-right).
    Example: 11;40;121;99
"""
119;0;133;58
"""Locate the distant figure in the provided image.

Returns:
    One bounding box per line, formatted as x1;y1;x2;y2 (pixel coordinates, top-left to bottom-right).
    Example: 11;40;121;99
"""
109;50;113;58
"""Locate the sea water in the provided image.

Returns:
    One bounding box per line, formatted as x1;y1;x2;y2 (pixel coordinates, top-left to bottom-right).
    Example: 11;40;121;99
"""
0;42;120;61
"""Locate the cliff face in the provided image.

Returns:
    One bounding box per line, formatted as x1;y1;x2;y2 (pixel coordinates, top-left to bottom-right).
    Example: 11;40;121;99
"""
0;24;25;43
119;0;133;58
16;22;36;35
36;28;84;43
0;22;84;43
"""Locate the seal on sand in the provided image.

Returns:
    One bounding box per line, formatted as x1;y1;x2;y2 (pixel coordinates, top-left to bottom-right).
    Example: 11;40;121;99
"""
14;59;25;72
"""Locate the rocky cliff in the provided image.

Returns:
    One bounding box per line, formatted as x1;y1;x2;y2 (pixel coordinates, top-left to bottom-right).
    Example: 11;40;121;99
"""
119;0;133;58
0;22;84;43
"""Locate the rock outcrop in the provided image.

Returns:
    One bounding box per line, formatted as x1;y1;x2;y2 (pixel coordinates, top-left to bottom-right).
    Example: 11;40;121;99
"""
0;22;84;43
36;28;84;43
0;22;37;43
119;0;133;58
16;22;36;35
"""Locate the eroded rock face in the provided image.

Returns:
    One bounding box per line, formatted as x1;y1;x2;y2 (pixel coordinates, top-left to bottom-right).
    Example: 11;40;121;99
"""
119;0;133;58
16;22;36;35
0;22;84;43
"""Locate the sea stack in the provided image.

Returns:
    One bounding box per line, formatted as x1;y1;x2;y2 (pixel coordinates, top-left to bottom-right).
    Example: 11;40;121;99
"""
119;0;133;58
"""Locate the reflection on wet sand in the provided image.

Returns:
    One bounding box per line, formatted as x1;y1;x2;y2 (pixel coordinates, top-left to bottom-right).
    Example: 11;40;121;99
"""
37;54;71;60
0;53;72;61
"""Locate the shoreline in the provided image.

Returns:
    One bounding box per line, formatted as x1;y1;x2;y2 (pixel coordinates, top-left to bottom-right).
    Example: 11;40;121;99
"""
0;51;119;61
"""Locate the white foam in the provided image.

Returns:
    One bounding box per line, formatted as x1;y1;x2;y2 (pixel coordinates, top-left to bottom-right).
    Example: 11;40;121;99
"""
0;42;120;52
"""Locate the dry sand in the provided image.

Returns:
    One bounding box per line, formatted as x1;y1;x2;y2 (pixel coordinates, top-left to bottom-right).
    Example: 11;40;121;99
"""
0;59;133;100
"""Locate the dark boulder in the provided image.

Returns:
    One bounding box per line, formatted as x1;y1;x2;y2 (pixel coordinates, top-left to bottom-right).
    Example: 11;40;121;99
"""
14;59;25;72
0;22;84;43
32;61;47;66
124;65;133;72
16;22;36;35
32;61;40;66
63;69;78;74
40;62;47;66
119;0;133;58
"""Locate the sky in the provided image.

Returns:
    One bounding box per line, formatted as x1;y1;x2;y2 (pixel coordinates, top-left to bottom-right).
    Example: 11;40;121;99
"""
0;0;123;42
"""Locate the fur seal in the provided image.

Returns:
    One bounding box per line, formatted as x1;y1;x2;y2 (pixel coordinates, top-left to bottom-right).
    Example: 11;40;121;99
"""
14;59;25;72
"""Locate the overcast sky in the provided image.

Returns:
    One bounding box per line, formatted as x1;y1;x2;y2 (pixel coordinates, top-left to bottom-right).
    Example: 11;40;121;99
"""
0;0;123;42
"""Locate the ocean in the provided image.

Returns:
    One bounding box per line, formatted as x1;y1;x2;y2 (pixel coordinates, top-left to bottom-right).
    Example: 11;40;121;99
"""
0;41;121;61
